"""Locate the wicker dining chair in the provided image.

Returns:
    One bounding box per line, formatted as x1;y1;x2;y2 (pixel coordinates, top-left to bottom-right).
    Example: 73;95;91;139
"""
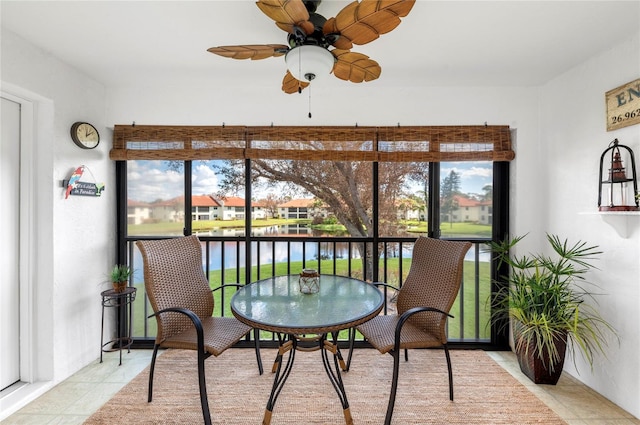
347;236;471;425
137;235;263;425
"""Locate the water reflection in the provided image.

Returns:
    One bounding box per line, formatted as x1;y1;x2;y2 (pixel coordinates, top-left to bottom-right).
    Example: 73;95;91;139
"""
196;238;487;271
202;239;360;270
131;225;489;277
195;223;330;237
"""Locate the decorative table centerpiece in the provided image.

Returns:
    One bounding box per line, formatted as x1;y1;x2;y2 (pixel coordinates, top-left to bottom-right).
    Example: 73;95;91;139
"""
299;269;320;294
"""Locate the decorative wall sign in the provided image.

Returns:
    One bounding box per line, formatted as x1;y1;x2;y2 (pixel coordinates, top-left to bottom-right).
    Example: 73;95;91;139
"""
606;78;640;131
63;165;105;198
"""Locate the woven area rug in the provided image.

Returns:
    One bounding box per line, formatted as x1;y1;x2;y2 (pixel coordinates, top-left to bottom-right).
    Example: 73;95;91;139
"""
85;348;566;425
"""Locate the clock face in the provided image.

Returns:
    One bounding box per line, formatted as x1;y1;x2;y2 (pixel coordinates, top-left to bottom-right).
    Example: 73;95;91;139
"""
71;122;100;149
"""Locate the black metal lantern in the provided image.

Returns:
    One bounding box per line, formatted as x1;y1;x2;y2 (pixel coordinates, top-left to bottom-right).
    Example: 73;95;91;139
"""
598;139;639;211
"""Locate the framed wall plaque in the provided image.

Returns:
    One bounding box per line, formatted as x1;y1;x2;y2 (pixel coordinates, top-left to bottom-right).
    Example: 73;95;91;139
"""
606;78;640;131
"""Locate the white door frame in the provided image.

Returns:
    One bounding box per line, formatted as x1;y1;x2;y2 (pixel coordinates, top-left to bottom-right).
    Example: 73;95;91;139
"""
1;90;35;385
0;86;52;420
1;96;22;390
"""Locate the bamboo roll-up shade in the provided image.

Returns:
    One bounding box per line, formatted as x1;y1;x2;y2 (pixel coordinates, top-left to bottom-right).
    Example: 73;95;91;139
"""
110;125;246;161
246;126;378;162
110;125;514;162
376;125;514;162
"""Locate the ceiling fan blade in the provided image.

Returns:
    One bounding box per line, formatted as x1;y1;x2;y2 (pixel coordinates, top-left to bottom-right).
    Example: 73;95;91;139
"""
282;71;310;94
331;49;381;83
256;0;314;35
207;44;289;60
324;0;416;49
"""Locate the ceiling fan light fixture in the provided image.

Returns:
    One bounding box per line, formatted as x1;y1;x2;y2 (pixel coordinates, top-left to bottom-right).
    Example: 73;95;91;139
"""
285;45;334;83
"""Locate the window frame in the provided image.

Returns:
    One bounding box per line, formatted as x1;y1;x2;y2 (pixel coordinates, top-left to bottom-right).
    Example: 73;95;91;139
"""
114;126;512;349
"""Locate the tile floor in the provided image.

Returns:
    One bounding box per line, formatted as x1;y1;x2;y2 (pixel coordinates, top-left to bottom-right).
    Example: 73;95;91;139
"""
2;350;638;424
487;352;639;425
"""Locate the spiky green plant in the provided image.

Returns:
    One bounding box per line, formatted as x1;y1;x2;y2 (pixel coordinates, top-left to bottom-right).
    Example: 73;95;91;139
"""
489;234;615;372
110;264;132;283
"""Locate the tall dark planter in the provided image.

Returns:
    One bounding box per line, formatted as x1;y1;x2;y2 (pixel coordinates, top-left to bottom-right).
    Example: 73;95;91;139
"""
514;325;568;385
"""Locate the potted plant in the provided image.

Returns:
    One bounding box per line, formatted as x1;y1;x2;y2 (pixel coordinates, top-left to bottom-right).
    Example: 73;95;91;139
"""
488;234;616;384
110;264;132;293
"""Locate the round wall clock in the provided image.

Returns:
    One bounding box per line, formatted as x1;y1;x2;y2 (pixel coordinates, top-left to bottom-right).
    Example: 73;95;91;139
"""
70;121;100;149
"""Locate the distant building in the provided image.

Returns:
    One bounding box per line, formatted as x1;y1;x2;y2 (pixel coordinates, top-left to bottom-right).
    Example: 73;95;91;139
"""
127;198;183;225
395;199;422;221
443;195;492;225
153;197;184;222
277;198;328;219
192;195;221;221
215;196;245;220
127;199;152;225
214;196;266;220
128;195;267;224
129;195;479;225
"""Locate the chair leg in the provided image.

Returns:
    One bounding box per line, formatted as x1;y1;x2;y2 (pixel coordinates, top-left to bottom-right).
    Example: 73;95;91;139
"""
384;349;402;425
147;344;160;402
444;343;454;401
196;347;212;425
254;328;264;375
346;327;355;371
404;348;408;362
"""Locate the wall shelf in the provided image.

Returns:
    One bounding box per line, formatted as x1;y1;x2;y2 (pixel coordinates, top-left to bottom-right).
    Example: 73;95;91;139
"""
579;211;640;237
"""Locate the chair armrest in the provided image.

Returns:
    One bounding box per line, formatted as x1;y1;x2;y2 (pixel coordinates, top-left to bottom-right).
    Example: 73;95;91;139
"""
371;282;399;314
370;282;399;291
149;307;205;352
394;306;453;350
211;283;243;293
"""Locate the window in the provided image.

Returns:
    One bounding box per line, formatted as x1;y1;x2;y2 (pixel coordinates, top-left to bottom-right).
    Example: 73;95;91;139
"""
114;125;512;347
126;160;185;236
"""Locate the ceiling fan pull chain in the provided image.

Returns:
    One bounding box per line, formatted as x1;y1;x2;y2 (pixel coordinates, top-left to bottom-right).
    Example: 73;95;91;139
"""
298;45;303;82
308;85;312;118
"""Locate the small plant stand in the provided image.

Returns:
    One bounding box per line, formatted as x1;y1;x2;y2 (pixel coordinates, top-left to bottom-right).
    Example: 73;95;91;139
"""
100;287;137;365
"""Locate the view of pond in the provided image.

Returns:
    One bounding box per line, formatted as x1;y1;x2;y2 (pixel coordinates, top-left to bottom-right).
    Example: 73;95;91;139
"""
198;224;489;269
201;239;358;270
194;223;339;238
131;224;488;278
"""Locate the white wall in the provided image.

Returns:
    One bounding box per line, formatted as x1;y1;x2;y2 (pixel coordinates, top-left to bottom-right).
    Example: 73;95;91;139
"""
1;21;639;419
1;29;116;417
538;31;640;417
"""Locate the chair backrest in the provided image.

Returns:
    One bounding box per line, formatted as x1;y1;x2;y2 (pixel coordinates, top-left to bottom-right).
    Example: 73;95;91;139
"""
396;237;472;342
136;235;214;343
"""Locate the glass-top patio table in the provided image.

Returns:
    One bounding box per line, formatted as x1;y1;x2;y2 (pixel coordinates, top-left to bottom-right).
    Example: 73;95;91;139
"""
231;274;384;425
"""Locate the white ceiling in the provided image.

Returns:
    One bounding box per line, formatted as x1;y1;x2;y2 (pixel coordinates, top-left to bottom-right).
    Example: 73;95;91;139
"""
2;1;639;90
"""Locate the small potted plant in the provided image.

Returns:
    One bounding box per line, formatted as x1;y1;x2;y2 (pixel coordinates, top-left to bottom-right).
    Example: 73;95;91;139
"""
110;264;132;293
488;234;616;384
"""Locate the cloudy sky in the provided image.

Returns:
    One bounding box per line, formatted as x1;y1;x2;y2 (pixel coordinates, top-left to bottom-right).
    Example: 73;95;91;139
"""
127;160;492;203
441;163;493;195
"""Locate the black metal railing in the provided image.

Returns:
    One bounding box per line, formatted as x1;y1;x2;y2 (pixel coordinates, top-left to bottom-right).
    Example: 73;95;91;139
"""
126;236;493;348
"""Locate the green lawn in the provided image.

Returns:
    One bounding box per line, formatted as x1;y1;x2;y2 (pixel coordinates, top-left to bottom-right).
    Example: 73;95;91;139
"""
128;218;311;235
131;256;491;342
403;221;492;238
129;218;491;238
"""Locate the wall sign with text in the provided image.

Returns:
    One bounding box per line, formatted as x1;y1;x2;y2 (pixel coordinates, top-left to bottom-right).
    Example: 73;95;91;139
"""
63;165;105;198
606;78;640;131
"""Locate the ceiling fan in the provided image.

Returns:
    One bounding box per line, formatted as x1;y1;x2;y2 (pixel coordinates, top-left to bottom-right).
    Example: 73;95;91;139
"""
208;0;416;94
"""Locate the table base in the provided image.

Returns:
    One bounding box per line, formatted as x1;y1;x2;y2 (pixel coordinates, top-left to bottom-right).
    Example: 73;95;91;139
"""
263;332;353;425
